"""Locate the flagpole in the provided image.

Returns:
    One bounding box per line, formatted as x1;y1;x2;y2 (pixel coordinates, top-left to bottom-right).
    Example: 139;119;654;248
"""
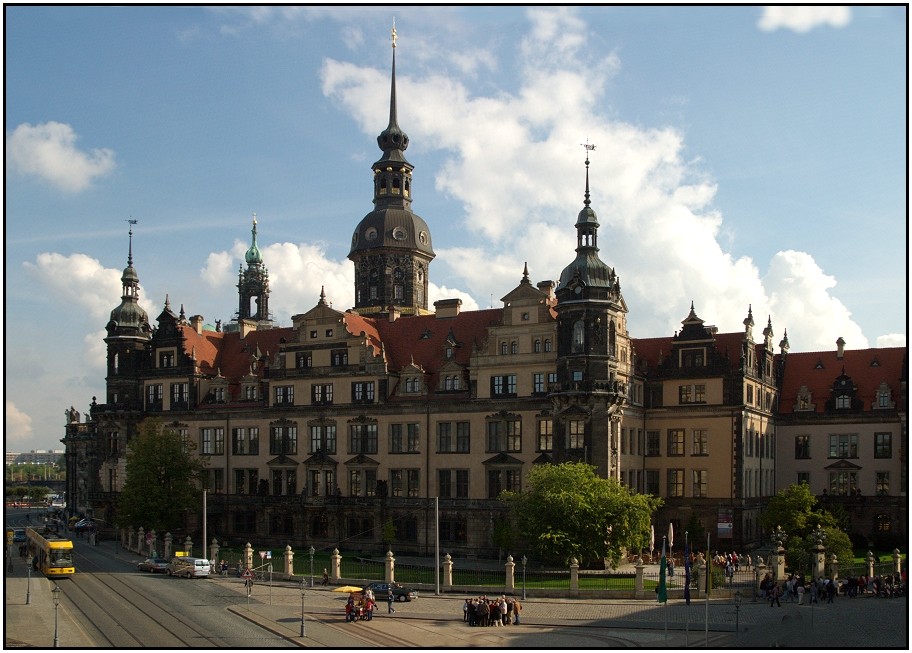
663;535;668;646
684;531;689;648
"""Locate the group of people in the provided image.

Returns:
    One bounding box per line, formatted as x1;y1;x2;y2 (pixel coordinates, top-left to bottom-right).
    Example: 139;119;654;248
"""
761;572;839;606
344;587;396;622
712;550;751;573
463;595;522;626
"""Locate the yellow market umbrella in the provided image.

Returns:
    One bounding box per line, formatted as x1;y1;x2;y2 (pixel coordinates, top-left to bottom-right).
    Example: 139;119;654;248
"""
332;585;364;593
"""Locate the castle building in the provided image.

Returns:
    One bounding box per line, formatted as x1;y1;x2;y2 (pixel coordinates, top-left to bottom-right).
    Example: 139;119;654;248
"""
62;32;906;556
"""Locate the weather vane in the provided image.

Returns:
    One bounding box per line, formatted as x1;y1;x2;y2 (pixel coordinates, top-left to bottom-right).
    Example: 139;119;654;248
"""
391;18;397;49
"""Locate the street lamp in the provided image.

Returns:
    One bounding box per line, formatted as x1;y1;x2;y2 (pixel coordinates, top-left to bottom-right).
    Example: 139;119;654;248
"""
734;590;742;639
52;584;61;648
309;546;315;588
521;555;527;601
27;562;32;605
299;578;307;638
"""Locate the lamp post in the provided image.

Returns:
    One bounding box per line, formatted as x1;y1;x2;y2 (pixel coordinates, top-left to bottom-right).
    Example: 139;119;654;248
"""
521;555;527;601
309;546;315;588
27;563;31;604
299;578;306;638
734;590;742;640
52;584;61;648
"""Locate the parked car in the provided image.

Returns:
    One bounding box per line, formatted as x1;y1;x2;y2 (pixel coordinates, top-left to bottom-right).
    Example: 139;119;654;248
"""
167;556;211;578
362;581;418;602
73;518;97;532
137;557;170;573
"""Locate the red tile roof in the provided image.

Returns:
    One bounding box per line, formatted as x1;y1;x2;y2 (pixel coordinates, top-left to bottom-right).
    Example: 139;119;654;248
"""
777;346;907;414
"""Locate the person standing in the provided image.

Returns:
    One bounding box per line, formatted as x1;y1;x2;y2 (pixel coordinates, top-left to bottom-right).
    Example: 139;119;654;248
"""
387;587;396;613
322;568;329;586
512;598;522;625
769;582;781;607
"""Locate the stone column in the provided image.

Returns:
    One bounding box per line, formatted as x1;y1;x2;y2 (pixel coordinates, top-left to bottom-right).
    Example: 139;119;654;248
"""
136;527;144;554
828;554;838;582
893;548;902;575
774;546;786;582
285;545;294;576
442;553;453;590
149;530;157;557
183;535;192;556
866;550;875;578
164;532;173;559
505;555;516;593
331;548;341;582
635;557;645;597
209;538;219;565
385;550;396;583
244;542;253;570
812;543;826;579
569;557;579;591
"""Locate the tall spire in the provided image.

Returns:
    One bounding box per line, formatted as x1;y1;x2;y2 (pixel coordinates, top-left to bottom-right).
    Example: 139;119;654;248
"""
377;21;409;157
575;142;599;252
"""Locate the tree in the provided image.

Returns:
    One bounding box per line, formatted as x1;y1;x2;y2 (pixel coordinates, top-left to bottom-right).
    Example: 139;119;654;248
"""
760;483;835;536
501;462;662;568
117;418;207;533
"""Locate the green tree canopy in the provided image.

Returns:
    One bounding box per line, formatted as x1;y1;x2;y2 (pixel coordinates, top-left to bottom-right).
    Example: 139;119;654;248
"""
117;418;207;533
501;462;662;567
760;482;837;537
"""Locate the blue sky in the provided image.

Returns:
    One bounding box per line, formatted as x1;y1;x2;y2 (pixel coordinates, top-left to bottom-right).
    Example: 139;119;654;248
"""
5;6;907;451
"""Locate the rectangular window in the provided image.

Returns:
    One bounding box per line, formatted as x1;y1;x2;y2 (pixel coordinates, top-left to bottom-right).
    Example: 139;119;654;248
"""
505;469;522;492
694;384;706;402
272;470;283;496
537;419;553;452
877;390;891;408
390;424;404;453
796;471;810;486
349;423;378;454
455;469;469;498
681;348;704;367
532;373;545;395
234;468;258;495
311;384;333;405
406;469;420;497
456;422;470;452
795;435;810;459
159;351;175;368
171;382;189;408
876;471;890;495
350;470;362;497
678;384;692;404
487;469;502;499
295;352;312;368
438;469;452;498
274;385;294;406
491;374;517;396
269;424;297;455
567;420;585;449
203;468;224;493
746;385;754;404
146;384;163;410
667;429;685;456
352;382;375;404
310;424;336;454
668;469;684;497
692;429;708;455
365;469;377;497
828;470;858;496
828;434;858;458
331;349;348;367
437;423;452;452
407;424;420;453
646;431;661;457
874;432;892;458
692;470;707;497
645;469;659;495
389;424;419;453
200;427;224;455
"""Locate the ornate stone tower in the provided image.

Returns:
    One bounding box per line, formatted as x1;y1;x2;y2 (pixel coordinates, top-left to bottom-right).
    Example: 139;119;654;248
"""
550;147;630;478
348;25;435;315
104;223;152;408
237;214;271;324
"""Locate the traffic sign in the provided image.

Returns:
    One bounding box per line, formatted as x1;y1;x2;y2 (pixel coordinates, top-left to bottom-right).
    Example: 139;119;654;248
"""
259;551;266;559
242;568;253;579
266;551;272;559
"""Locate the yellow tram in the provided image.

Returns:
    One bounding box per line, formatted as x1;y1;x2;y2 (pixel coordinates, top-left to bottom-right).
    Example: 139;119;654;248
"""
26;527;75;577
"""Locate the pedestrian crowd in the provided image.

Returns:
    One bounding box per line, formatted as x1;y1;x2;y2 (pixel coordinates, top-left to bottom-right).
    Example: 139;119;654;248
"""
757;570;905;607
462;595;522;626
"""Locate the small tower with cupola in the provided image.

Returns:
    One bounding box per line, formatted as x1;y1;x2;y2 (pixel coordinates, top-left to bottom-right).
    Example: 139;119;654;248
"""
236;213;272;326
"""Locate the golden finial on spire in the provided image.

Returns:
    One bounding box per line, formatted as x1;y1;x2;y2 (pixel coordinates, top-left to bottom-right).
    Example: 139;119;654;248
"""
391;18;398;49
252;212;257;225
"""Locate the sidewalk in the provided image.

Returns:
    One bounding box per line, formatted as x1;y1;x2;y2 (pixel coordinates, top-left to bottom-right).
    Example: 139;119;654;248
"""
4;554;95;648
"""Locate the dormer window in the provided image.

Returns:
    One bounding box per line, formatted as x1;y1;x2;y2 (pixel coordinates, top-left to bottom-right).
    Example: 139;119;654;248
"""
835;395;851;409
680;348;704;368
795;385;813;411
874;382;893;409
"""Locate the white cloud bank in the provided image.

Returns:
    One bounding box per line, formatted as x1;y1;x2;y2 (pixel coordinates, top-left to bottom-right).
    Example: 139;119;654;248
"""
6;121;116;192
757;6;852;33
5;401;34;444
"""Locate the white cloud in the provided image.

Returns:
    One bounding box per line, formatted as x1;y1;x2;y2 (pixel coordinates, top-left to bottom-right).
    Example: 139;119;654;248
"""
757;6;852;33
876;334;906;348
320;7;879;352
83;329;109;371
5;401;33;444
201;251;235;288
24;252;155;322
6;121;116;192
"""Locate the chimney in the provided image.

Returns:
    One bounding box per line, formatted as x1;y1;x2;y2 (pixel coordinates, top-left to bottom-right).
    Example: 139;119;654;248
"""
836;337;845;359
537;280;555;299
190;315;204;334
434;298;462;318
388;306;401;323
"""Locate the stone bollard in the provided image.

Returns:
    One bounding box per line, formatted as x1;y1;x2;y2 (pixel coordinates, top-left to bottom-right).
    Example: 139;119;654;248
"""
893;549;902;575
127;527;135;551
569;557;579;591
149;529;157;557
331;548;341;582
209;538;219;566
385;550;396;583
635;557;645;597
443;553;453;590
164;532;173;559
828;553;839;582
505;555;516;593
867;551;875;578
285;545;294;576
244;542;254;570
137;527;144;555
183;535;192;556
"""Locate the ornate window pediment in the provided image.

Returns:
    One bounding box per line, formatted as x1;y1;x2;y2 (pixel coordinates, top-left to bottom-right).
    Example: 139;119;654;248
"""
794;384;814;411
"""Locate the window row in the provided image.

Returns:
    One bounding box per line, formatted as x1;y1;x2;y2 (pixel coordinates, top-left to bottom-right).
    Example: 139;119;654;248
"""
794;432;892;459
220;466;520;500
636;469;708;498
794;471;892;496
499;338;553;355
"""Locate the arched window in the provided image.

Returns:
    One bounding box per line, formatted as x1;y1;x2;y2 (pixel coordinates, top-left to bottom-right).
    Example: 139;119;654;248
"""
572;320;585;353
500;342;508;355
544;339;552;352
534;339;542;353
511;341;518;354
